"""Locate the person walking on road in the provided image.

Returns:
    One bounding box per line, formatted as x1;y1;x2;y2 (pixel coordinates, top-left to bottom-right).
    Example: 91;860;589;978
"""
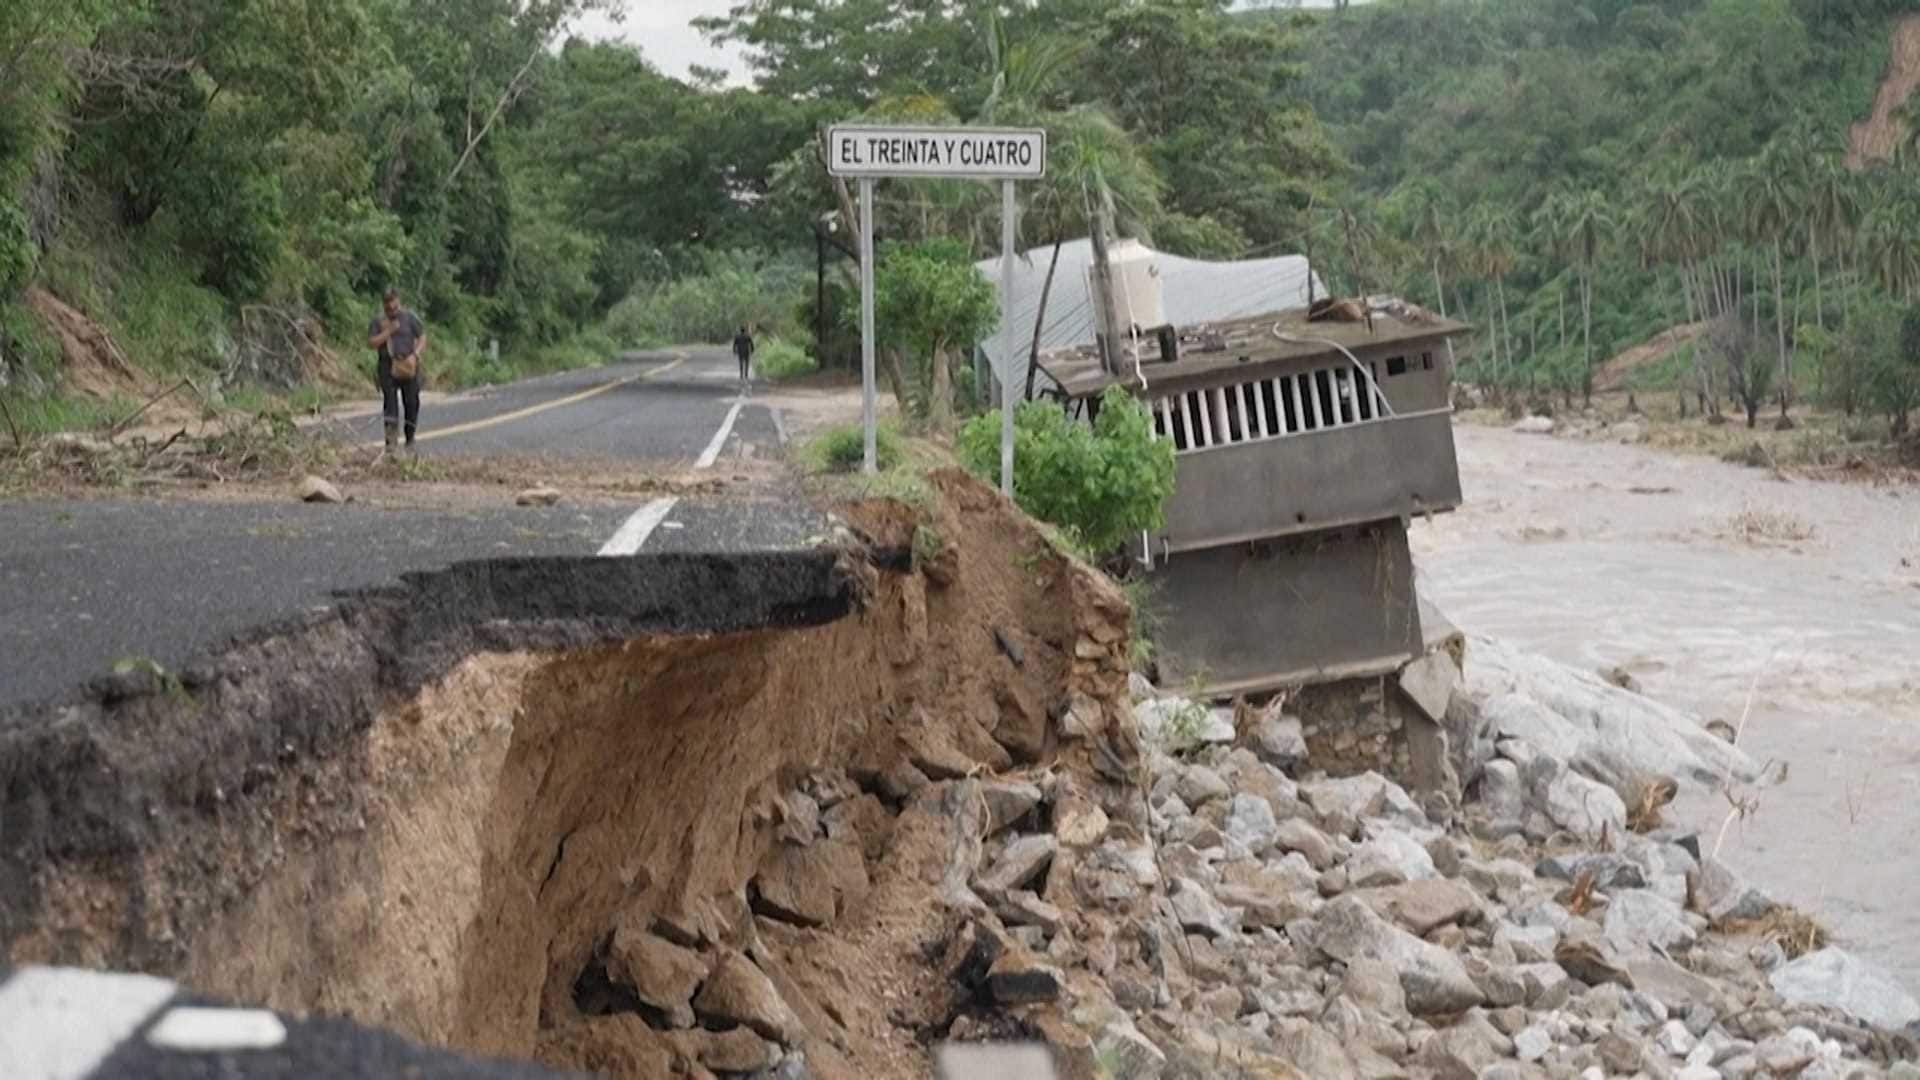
732;324;754;387
368;288;428;450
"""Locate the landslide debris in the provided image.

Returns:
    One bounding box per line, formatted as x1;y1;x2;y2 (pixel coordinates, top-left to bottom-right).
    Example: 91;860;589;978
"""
3;466;1915;1080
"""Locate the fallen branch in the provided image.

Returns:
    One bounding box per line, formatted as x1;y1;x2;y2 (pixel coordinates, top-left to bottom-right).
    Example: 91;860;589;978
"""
444;43;542;188
109;378;189;440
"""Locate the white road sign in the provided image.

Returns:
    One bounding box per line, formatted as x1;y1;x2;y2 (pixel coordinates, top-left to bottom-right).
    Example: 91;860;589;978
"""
827;124;1047;180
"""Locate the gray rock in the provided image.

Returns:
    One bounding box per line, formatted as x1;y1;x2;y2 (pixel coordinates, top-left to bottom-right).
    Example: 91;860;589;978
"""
1769;948;1920;1031
1754;1031;1817;1074
1089;1016;1165;1080
298;475;344;503
1603;889;1698;955
1345;829;1439;888
1544;769;1628;844
1671;1066;1721;1080
1480;759;1527;823
1224;793;1279;854
1301;772;1427;832
1175;765;1232;807
976;835;1057;898
995;890;1065;934
1692;856;1777;922
1495;923;1559;964
1310;897;1484;1015
1466;636;1760;788
1513;415;1556;434
980;780;1045;833
1249;714;1309;769
1075;840;1158;903
1514;1025;1553;1062
514;485;562;506
1595;1032;1646;1074
1169;877;1238;940
1656;1018;1699;1058
1274;818;1337;870
1358;878;1481;936
1684;1003;1718;1039
1399;652;1460;722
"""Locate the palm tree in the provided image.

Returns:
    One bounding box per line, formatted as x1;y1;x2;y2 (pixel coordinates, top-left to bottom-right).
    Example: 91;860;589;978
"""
1466;205;1519;389
1536;188;1613;406
1742;146;1798;418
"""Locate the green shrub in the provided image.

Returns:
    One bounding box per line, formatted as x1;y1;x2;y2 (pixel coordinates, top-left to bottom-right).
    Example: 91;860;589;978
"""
756;337;816;380
956;385;1175;555
808;420;901;473
604;250;808;347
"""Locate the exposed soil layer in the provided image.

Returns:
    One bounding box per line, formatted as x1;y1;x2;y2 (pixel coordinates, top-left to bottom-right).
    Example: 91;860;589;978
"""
0;468;1139;1078
1848;14;1920;168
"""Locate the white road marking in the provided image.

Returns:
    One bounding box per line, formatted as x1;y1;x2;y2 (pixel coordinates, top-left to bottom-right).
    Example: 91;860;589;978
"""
0;966;178;1080
695;400;745;470
147;1007;288;1052
597;497;679;556
597;393;747;556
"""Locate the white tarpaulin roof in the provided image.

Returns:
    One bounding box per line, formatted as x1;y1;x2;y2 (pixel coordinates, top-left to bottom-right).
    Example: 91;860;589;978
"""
973;237;1324;386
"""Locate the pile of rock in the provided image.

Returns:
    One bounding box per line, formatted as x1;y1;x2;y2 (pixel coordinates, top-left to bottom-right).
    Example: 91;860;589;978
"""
928;639;1920;1079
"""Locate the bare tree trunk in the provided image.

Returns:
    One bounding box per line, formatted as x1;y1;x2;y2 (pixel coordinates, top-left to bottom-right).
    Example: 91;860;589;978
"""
1773;236;1789;418
1580;266;1594;407
1023;235;1064;401
883;347;910;416
1810;219;1825;332
1496;274;1513;390
929;340;953;432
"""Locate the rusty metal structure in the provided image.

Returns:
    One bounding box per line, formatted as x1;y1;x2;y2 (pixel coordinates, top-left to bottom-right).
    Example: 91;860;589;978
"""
1037;300;1470;697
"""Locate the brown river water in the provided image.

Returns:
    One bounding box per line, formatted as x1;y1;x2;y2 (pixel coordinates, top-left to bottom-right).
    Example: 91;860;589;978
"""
1410;423;1920;990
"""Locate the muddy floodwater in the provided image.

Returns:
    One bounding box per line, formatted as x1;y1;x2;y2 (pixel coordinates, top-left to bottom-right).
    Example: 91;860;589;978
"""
1412;423;1920;989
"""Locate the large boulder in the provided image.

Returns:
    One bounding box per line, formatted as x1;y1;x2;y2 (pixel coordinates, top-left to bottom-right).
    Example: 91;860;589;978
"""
1465;636;1759;788
1769;948;1920;1031
1307;897;1485;1014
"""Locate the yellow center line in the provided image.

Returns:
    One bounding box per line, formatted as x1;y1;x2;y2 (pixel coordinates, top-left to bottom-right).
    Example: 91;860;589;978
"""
367;356;685;448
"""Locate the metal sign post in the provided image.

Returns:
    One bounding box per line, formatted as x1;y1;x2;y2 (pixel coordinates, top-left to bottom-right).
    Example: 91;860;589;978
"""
826;124;1046;481
859;177;877;473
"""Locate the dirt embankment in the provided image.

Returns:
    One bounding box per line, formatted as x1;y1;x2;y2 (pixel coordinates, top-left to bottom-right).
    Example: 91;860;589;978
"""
0;469;1144;1078
1848;14;1920;169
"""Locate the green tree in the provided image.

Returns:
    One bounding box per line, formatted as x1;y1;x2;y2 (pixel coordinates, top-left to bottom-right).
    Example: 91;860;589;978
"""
876;237;998;430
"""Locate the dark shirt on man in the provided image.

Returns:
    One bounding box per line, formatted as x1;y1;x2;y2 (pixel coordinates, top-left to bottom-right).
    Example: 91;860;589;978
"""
369;310;425;381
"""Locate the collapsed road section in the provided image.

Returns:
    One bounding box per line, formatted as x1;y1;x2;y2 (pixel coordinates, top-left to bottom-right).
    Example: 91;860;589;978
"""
0;469;1144;1077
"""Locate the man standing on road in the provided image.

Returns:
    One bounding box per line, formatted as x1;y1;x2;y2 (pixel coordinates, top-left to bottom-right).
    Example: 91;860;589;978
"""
732;324;754;387
368;288;428;450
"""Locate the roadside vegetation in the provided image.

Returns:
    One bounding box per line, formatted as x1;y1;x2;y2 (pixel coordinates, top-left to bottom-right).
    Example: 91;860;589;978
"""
2;0;1917;465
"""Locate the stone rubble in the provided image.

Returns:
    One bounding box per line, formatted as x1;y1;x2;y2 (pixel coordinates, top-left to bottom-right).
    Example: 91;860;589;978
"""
915;636;1919;1080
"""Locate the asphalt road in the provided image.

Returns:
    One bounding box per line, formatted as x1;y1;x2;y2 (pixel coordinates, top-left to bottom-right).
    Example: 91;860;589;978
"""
0;345;833;711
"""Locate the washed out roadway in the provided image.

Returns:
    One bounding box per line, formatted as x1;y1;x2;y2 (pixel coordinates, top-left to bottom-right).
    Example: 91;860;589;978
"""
0;345;832;711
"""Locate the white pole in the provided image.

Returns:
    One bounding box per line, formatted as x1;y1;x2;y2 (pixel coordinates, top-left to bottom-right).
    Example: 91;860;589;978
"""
860;178;877;474
1000;178;1016;496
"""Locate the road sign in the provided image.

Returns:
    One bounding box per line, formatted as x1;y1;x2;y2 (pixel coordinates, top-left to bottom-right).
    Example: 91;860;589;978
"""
827;124;1046;180
835;124;1044;495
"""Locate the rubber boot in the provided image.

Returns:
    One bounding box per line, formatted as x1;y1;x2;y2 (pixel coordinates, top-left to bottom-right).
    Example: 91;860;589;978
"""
384;420;399;450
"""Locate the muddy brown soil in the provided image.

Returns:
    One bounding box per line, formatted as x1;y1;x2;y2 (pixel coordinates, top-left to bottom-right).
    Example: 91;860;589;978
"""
0;469;1140;1079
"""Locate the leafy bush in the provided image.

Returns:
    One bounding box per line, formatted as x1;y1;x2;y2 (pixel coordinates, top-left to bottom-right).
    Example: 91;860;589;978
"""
807;421;901;473
604;250;808;347
755;337;816;380
956;385;1175;555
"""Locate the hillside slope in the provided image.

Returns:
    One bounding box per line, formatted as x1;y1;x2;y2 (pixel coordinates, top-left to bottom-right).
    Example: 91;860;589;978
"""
1848;14;1920;167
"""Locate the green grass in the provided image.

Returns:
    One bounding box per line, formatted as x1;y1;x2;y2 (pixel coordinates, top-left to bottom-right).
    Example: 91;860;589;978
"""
755;337;817;381
0;392;123;435
804;419;903;474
